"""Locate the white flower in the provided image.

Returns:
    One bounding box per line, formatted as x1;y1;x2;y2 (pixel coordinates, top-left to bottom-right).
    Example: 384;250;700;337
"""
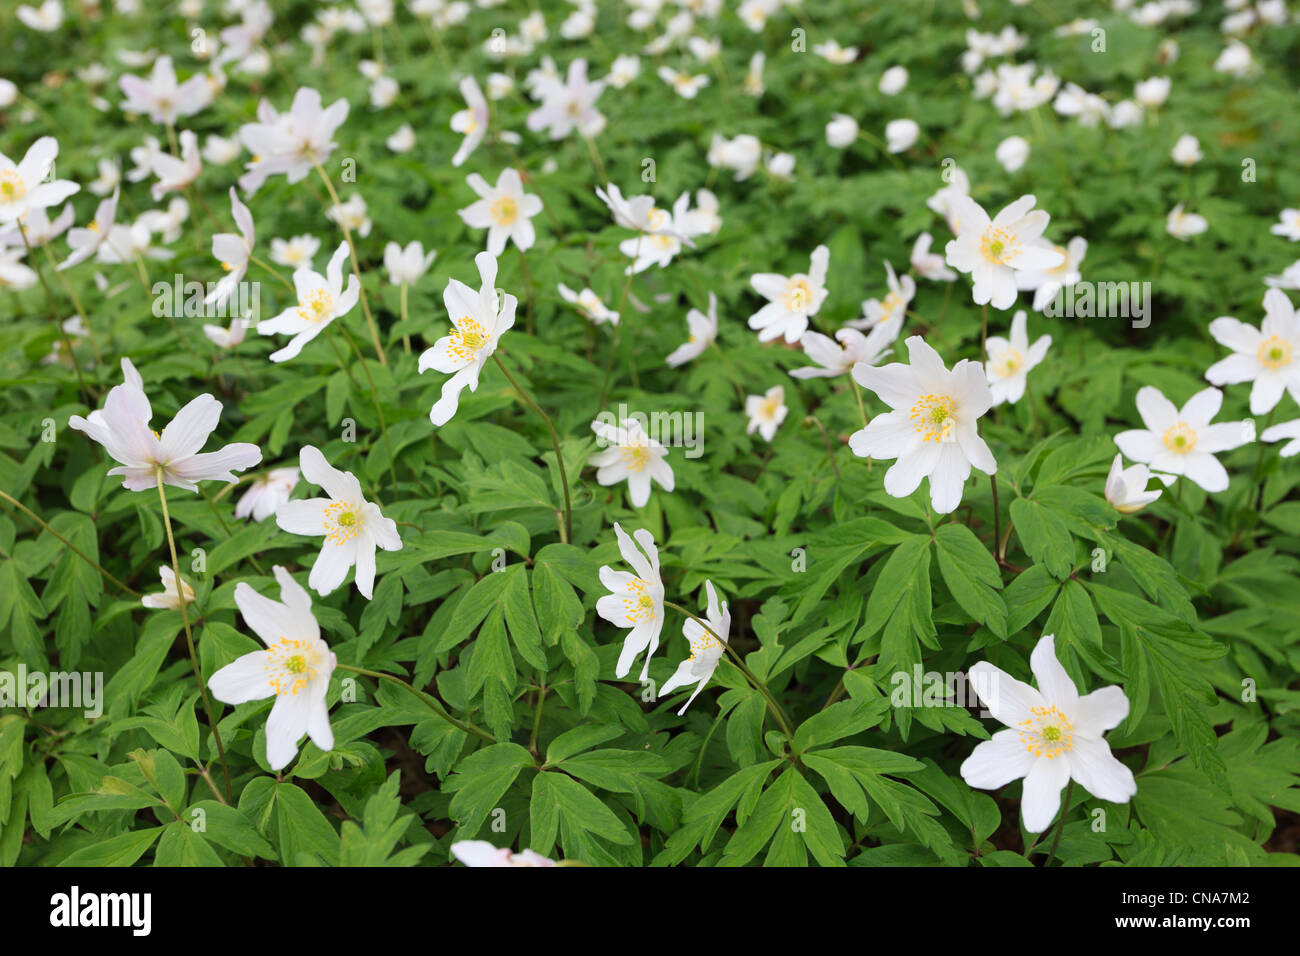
792;320;900;379
450;75;489;167
1114;386;1253;492
595;522;665;681
0;137;80;225
1135;76;1170;108
911;232;957;282
995;135;1030;173
270;234;319;269
275;446;402;598
850;335;997;514
849;261;914;330
1214;40;1254;77
387;123;415;153
450;841;556;867
743;51;765;96
660;580;730;715
1261;419;1300;457
748;244;830;344
235;466;300;521
1104;453;1173;514
1171;133;1202;166
1016;236;1087;313
985;310;1050;406
208;565;337;771
369;74;398;109
813;39;857;63
237;87;349;193
1054;82;1109;126
746;385;788;442
68;378;261;492
57;190;118;271
526;58;605;140
137;196;189;243
150;129;202;201
658;67;710;99
0;249;37;290
89;158;121;197
203;318;249;349
678;188;721;238
1205;289;1300;414
945;194;1064;310
766;151;795;179
962;634;1136;833
257;241;359;362
17;0;63;31
1270;209;1300;242
203;134;241;165
666;293;718;367
558;283;618;326
879;66;908;95
118;55;211;125
826;113;859;148
326;192;370;238
927;165;971;234
1266;259;1300;290
384;241;436;285
608;54;640;89
141;566;195;610
459;168;542;256
206;187;254;308
418;251;516;426
1166;203;1207;240
1108;100;1144;129
589;416;674;508
618;192;692;274
885;118;920;153
707;133;762;181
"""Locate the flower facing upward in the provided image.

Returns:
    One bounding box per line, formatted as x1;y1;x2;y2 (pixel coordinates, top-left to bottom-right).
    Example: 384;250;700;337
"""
849;336;997;514
418;251;516;426
256;241;359;362
984;309;1051;406
596;523;665;681
1205;289;1300;415
209;565;337;771
0;137;80;225
118;55;212;126
525;58;605;140
945;194;1064;310
1114;386;1253;493
660;580;730;715
588;417;674;508
275;446;402;599
458;168;542;256
238;87;349;193
962;634;1136;833
748;245;830;344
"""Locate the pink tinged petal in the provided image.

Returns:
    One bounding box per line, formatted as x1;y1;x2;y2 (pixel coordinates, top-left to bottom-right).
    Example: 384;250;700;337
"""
208;651;276;705
1072;685;1129;738
1066;737;1136;805
967;660;1047;727
960;729;1037;790
1020;753;1071;833
1029;634;1079;713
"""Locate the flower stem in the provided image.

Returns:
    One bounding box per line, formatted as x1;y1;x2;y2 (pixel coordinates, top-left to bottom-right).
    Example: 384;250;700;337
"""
20;224;93;403
313;161;388;368
493;352;573;543
336;323;400;494
1043;779;1074;866
0;488;139;596
335;664;496;742
154;470;233;802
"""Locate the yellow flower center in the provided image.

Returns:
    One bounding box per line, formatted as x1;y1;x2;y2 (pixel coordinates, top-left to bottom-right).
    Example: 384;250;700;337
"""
298;288;334;322
449;316;489;361
622;578;657;624
323;500;364;544
761;396;782;419
992;347;1023;378
621;443;651;473
783;278;812;312
0;170;26;201
490;195;518;226
266;637;321;697
909;393;957;443
1162;422;1198;454
979;226;1017;265
1257;335;1292;370
1018;705;1074;758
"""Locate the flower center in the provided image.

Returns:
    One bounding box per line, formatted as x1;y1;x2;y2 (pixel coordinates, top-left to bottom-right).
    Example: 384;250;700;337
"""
761;396;782;419
783;278;812;312
1257;335;1292;370
1162;422;1198;454
449;316;490;361
265;637;321;697
979;226;1017;265
323;500;364;544
992;347;1023;378
909;393;957;442
298;288;334;322
622;578;657;624
0;170;26;202
620;443;651;473
1017;705;1074;758
490;195;518;226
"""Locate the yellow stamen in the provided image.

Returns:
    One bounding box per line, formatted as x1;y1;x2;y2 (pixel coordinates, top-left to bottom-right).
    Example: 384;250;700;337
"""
909;393;957;443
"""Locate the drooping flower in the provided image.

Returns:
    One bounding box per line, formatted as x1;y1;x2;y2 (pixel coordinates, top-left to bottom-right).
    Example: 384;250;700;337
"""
961;634;1136;833
1104;453;1173;514
418;251;516;426
450;841;557;867
745;385;788;441
911;232;957;282
1113;386;1253;492
235;466;300;521
208;565;337;771
141;566;195;610
848;261;914;330
985;310;1051;406
588;417;674;508
68;378;262;492
849;335;997;514
0;137;80;225
275;446;402;599
945;194;1064;310
256;241;358;362
206;187;254;308
1204;289;1300;414
595;523;665;681
450;75;489;167
659;580;730;715
1166;203;1207;240
383;240;436;285
665;293;718;367
458;168;542;255
791;319;900;379
748;245;830;344
203;318;249;349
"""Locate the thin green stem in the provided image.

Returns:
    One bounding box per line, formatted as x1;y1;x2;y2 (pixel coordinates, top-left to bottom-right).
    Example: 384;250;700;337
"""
0;488;139;596
314;161;388;367
493;352;573;543
1044;779;1074;867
